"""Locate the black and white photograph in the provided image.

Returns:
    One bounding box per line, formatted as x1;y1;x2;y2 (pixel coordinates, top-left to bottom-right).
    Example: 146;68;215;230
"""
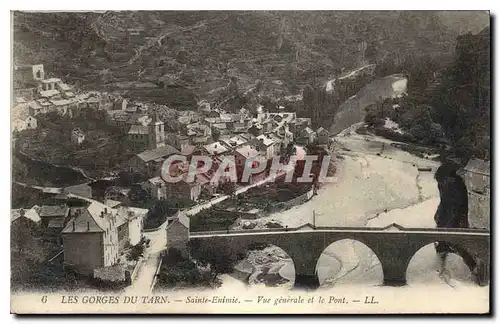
9;10;491;314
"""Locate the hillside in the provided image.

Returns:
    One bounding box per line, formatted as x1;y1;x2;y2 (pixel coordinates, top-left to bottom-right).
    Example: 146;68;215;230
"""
13;11;489;110
329;74;408;135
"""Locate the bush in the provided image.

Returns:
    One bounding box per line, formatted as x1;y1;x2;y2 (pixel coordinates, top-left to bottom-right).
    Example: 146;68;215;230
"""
127;244;145;261
157;248;221;289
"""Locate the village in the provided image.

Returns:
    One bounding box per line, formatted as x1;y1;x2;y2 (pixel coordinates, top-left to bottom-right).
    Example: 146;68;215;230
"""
11;58;492;294
11;63;335;291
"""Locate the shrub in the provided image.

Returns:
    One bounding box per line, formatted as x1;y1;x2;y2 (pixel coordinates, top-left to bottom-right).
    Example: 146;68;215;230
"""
127;244;145;261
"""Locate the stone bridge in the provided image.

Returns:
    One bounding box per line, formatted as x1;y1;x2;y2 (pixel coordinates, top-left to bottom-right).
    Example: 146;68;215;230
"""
188;223;490;289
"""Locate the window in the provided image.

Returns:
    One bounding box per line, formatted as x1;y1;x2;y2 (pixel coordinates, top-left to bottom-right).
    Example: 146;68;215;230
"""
36;70;41;79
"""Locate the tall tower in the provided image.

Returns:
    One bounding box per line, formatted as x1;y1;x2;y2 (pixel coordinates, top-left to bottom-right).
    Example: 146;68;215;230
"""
149;109;165;149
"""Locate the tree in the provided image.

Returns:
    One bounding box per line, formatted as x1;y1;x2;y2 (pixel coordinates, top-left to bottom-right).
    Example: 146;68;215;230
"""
188;238;243;280
219;181;236;196
127;243;145;261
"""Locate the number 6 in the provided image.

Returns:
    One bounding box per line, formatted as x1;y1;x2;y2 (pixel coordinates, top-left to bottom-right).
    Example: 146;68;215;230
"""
41;296;47;303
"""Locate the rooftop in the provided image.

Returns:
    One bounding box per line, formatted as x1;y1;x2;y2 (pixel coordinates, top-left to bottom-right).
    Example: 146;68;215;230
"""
465;158;490;176
302;127;315;135
58;83;71;91
62;184;92;199
39;89;60;98
221;136;247;148
256;134;275;146
40;205;69;218
62;201;116;234
50;99;74;106
317;127;329;134
203;142;228;155
148;176;166;186
128;125;149;135
41;78;62;84
235;145;260;159
11;206;41;223
137;145;180;162
168;211;189;229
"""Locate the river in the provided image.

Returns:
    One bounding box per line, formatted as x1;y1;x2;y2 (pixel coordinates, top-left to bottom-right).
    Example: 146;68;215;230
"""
225;75;488;299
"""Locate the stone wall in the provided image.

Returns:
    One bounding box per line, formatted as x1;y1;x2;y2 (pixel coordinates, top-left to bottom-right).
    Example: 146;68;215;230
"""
468;191;490;229
269;186;315;212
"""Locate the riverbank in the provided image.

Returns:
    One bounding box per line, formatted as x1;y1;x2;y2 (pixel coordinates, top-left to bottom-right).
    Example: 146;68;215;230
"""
228;124;484;293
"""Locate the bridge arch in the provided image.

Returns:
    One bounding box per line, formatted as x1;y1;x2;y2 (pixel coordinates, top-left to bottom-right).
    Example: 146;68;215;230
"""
406;240;481;285
243;243;296;289
188;236;298;288
316;239;383;287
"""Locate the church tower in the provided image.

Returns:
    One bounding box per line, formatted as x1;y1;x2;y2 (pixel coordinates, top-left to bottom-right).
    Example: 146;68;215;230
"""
148;109;165;149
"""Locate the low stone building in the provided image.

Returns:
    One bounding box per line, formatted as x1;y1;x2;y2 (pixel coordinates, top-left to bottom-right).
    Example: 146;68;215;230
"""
316;127;330;145
166;211;190;258
13;115;37;132
298;127;317;145
142;176;167;200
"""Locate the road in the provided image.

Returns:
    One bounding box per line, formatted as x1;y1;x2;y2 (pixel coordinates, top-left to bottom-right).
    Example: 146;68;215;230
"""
124;252;162;293
128;169;288;291
185;170;287;216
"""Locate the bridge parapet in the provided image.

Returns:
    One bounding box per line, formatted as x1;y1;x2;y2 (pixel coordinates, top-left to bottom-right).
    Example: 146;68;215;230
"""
189;223;490;289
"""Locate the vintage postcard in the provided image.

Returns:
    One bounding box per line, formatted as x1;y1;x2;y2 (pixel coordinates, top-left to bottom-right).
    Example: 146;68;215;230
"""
10;10;491;314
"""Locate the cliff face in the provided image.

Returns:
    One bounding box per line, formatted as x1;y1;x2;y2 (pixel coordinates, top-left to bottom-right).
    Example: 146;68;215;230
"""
431;26;490;161
12;11;488;109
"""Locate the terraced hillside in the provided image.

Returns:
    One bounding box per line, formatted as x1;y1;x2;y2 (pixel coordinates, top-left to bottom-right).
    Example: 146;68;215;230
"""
13;11;488;109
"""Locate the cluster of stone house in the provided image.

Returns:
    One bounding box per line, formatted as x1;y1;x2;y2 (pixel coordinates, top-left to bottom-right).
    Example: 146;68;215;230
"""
12;64;114;134
121;102;332;203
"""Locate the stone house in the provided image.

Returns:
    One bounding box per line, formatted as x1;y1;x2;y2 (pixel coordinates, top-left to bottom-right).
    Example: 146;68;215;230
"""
166;133;190;151
220;135;247;151
233;145;265;184
202;141;228;157
61;203;119;275
104;187;132;206
128;144;180;178
316;127;330;145
119;206;148;246
166;211;190;258
234;145;260;168
164;177;202;202
459;159;490;229
115;206;148;250
11;206;41;225
39;78;62;92
294;118;312;137
298;127;317;145
105;110;130;129
256;134;281;160
13;114;37;132
28;100;46;116
248;123;264;137
71;128;86;145
142;176;167;200
127;125;150;150
39;205;70;229
187;123;212;145
198;100;211;114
